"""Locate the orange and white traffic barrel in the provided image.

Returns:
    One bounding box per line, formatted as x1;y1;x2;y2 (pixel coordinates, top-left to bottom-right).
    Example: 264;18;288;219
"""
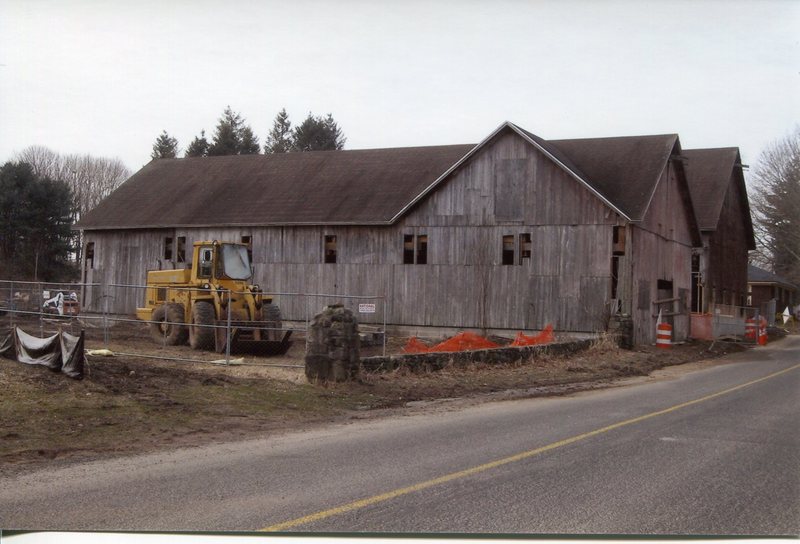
656;322;672;349
745;318;757;342
758;316;768;346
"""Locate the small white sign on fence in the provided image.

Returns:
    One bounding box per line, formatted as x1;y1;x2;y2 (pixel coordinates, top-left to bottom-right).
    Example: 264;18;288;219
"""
358;303;376;314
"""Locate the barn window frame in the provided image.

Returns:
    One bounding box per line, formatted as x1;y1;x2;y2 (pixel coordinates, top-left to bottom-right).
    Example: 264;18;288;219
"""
324;235;337;264
502;235;515;265
403;233;428;264
176;236;186;263
164;236;173;261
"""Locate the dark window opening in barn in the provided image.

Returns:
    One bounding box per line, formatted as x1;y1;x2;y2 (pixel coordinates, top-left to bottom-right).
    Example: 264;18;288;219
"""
611;256;620;299
691;254;702;313
519;233;531;264
416;235;428;265
403;235;415;264
612;226;626;255
324;235;337;264
657;279;673;291
176;237;186;263
164;237;173;261
85;242;95;269
241;235;253;263
502;235;515;265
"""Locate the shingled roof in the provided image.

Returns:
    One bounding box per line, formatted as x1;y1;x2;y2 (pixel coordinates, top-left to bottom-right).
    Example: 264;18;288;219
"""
544;133;680;221
683;147;755;236
77;122;699;231
77;144;475;229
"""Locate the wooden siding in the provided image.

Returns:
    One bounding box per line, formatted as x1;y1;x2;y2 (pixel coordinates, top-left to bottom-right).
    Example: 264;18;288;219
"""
81;130;623;335
626;159;695;344
704;171;750;307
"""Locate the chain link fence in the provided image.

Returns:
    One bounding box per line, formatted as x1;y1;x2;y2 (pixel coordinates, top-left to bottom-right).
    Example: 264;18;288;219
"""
0;280;386;366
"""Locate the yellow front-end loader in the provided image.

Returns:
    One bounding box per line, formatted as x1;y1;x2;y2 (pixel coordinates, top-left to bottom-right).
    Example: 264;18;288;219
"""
135;240;292;354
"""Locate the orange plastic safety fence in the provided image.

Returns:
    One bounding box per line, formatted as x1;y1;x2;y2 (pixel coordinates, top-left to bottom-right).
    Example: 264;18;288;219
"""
510;324;554;347
402;326;554;354
403;332;500;353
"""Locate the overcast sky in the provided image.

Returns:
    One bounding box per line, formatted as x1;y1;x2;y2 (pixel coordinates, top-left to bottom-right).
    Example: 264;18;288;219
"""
1;0;798;174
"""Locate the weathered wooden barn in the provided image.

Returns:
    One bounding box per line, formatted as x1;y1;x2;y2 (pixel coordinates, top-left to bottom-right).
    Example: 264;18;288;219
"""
684;147;755;314
76;122;703;345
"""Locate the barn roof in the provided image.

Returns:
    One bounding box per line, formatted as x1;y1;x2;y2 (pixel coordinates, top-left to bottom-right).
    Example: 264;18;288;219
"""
77;122;697;231
543;133;680;221
77;144;475;229
683;147;756;248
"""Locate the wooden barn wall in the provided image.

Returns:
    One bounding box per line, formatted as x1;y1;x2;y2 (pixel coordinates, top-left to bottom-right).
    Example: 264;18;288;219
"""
82;130;630;335
705;172;750;307
628;161;695;345
81;229;170;313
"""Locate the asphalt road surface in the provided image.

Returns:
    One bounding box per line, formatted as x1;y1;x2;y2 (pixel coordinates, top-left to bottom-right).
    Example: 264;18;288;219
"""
1;337;798;536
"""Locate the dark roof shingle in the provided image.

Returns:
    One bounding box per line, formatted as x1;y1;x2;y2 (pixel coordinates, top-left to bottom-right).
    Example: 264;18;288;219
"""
77;145;475;229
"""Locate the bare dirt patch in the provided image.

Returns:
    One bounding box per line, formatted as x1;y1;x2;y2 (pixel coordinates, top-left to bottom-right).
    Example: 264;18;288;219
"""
0;330;749;476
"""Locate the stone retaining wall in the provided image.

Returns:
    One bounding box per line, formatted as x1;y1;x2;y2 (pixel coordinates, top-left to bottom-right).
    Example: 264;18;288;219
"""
361;339;594;373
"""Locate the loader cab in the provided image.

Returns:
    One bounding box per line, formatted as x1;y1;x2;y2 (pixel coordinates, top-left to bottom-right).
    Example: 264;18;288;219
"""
197;246;214;279
193;241;253;282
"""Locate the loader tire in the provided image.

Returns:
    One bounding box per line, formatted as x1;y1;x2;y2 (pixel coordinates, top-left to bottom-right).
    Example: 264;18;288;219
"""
263;303;283;342
189;301;216;350
150;303;188;345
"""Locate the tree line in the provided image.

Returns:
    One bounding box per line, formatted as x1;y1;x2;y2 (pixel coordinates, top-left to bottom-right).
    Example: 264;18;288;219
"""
151;107;346;160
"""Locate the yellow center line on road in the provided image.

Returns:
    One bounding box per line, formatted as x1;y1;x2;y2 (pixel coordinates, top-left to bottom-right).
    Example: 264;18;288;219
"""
261;362;800;532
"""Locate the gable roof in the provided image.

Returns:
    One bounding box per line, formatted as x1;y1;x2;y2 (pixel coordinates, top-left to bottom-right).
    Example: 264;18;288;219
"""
748;264;798;290
683;147;756;249
77;144;475;229
77;121;698;236
544;133;680;221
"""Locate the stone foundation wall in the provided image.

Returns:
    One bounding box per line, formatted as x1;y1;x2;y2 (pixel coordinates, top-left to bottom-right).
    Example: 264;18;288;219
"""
361;339;594;373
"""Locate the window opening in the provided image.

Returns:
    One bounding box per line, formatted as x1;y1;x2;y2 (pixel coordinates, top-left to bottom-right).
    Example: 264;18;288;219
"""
85;242;95;269
324;235;337;264
403;235;415;264
519;233;531;264
691;253;702;313
611;256;620;299
416;235;427;265
176;236;186;263
164;237;173;261
241;235;253;263
502;235;515;265
613;226;626;255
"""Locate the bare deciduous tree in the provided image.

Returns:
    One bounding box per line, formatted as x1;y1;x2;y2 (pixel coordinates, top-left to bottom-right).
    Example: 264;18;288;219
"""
15;145;131;219
749;126;800;284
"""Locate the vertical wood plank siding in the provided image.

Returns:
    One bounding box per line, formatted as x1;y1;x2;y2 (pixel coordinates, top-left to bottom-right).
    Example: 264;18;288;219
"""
627;160;695;344
80;131;696;344
705;172;750;306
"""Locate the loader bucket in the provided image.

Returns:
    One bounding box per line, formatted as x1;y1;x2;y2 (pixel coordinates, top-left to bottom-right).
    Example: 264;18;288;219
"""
214;324;293;356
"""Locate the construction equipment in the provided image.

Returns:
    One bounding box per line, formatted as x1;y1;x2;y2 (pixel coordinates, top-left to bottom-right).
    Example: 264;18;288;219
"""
135;240;292;354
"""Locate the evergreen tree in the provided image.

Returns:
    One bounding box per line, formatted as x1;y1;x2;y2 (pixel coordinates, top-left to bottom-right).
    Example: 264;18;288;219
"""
0;162;76;281
185;130;210;157
151;130;179;160
264;108;294;153
239;126;261;155
208;106;243;156
291;113;346;152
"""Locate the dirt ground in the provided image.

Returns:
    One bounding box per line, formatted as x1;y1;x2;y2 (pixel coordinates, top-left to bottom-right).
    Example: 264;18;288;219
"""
0;324;753;476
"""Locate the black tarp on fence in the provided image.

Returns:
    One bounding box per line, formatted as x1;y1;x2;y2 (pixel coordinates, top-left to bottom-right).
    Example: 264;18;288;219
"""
0;327;85;379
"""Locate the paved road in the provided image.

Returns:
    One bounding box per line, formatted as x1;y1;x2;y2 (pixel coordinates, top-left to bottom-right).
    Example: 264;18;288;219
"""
1;337;798;535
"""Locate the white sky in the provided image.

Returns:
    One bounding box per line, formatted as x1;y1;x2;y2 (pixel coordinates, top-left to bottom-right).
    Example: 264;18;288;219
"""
1;0;798;173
